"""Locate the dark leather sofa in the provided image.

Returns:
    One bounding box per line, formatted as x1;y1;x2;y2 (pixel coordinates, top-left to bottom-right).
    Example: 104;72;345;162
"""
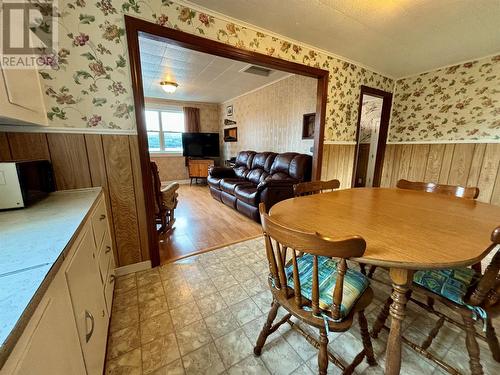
208;151;312;221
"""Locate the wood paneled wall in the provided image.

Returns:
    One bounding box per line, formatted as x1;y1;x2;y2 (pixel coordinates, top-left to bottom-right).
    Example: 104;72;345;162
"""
320;143;500;207
321;144;356;188
0;132;149;267
381;143;500;205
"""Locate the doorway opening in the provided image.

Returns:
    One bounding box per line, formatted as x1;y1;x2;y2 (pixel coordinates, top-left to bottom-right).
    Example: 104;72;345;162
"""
352;86;393;188
124;16;329;266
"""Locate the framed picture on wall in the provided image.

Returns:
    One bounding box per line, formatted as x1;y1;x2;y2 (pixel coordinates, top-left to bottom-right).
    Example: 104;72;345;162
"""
302;113;315;139
226;105;233;117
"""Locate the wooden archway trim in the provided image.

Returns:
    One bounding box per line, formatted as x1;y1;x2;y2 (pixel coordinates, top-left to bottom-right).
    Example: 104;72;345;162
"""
125;15;329;266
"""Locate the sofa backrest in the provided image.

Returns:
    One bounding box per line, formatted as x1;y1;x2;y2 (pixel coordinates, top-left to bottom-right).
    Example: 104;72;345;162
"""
246;152;277;184
269;153;312;181
233;151;312;183
234;151;255;178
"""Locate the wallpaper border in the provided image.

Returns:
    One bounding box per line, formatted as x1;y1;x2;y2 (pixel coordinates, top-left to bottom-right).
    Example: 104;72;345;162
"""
0;125;137;135
387;139;500;145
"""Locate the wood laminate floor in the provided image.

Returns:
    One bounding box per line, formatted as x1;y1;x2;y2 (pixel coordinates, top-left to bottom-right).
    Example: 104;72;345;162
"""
158;184;262;264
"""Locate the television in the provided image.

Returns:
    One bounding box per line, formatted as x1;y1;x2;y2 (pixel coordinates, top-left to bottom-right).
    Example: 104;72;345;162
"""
182;132;220;157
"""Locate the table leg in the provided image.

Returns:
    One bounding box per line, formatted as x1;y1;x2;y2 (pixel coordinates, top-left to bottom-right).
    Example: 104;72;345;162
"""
385;268;413;375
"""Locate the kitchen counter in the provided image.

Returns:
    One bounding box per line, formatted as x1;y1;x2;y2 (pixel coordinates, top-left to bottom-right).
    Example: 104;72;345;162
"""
0;188;102;356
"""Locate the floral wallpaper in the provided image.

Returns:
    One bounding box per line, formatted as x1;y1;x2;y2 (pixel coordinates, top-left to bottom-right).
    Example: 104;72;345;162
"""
33;0;393;141
389;55;500;142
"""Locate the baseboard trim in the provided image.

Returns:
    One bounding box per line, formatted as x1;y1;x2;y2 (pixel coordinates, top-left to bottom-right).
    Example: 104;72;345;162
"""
162;179;191;185
115;260;152;276
163;234;263;264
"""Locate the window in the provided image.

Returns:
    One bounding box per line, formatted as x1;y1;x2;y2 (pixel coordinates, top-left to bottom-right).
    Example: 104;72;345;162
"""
145;109;184;153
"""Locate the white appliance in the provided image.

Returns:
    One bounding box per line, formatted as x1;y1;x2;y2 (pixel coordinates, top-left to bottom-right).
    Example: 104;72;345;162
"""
0;160;55;210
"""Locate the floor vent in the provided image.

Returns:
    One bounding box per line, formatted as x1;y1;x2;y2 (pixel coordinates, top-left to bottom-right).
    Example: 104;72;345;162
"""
240;65;273;77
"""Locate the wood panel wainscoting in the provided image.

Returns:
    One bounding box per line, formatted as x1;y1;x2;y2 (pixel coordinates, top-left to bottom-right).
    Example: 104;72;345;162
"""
381;143;500;205
319;142;500;207
0;132;149;267
321;144;356;189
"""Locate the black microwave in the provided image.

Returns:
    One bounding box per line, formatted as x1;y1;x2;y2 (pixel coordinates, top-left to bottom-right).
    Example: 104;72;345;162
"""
0;160;55;209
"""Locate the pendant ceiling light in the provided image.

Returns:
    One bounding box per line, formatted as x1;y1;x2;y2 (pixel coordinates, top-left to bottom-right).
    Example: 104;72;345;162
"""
160;81;178;93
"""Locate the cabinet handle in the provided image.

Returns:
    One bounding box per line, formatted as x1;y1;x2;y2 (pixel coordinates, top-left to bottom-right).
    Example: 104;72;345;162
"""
109;274;115;284
85;310;95;343
99;214;106;221
105;246;112;254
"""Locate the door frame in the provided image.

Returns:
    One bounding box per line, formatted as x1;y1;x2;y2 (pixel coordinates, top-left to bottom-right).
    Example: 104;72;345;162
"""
351;85;393;188
124;15;329;267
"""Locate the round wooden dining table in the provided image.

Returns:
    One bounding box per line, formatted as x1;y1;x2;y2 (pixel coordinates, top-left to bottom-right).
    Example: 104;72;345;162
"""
269;188;500;375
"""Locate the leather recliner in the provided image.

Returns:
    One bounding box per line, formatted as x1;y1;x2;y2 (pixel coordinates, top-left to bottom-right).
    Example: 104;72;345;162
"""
208;151;312;221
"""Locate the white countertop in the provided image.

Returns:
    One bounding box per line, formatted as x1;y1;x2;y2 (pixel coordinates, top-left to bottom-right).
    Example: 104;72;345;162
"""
0;188;101;347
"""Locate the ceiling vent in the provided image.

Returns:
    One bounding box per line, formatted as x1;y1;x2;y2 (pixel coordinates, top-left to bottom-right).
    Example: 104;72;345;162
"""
240;65;273;77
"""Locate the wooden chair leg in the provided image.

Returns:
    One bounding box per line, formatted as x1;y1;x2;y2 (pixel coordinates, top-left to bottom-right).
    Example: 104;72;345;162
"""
359;310;377;366
359;263;367;275
367;265;377;278
371;297;392;339
158;210;167;234
426;296;435;309
486;316;500;362
254;301;279;356
344;310;377;375
318;327;329;375
461;310;484;375
421;316;444;350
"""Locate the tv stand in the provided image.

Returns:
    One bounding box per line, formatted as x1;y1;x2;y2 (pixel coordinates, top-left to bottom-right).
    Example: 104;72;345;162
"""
188;158;214;185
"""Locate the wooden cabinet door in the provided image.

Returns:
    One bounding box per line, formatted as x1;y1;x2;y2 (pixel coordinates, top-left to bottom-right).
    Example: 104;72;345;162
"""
65;226;108;375
200;160;213;178
3;272;86;375
0;64;48;126
188;161;199;177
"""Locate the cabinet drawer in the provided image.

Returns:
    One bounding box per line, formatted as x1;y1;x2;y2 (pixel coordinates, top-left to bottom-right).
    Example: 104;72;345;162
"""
91;198;108;249
97;230;113;283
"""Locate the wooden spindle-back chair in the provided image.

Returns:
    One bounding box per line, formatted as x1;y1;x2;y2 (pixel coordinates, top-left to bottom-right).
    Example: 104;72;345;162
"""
151;161;179;233
365;179;481;278
293;179;341;197
396;179;480;199
372;226;500;375
255;203;377;375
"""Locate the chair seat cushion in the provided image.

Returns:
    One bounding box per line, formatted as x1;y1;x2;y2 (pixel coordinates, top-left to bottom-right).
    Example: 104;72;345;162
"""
234;185;259;206
220;178;253;194
413;268;478;306
285;254;369;320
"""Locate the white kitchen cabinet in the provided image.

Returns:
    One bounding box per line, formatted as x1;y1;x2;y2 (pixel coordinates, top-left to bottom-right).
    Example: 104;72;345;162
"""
0;63;48;126
0;190;115;375
2;271;86;375
65;225;109;375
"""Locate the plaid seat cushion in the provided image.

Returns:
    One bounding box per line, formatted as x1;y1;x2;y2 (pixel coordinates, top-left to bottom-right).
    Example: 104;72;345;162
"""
285;254;369;320
413;268;478;305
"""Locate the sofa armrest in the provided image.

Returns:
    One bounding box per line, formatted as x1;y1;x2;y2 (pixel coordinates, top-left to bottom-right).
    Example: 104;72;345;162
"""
209;166;236;179
257;179;298;210
256;179;297;192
